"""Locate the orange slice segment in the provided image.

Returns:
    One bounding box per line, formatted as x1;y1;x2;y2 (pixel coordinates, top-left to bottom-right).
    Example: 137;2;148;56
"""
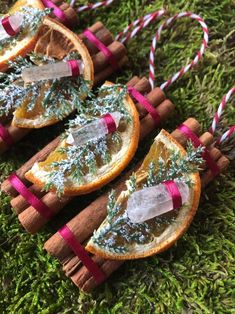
25;82;140;196
12;16;94;128
0;0;45;72
86;130;201;260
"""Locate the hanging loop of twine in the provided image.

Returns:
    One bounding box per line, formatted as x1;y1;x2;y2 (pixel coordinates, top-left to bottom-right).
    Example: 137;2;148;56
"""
115;9;166;44
209;87;235;145
70;0;114;12
149;12;209;90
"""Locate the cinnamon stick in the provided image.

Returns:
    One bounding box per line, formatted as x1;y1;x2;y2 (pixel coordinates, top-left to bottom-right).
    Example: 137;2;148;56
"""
94;56;128;86
0;23;127;155
15;78;174;234
51;1;78;27
18;192;71;234
201;155;230;188
0;124;31;154
44;117;230;293
1;136;61;196
140;99;174;140
92;41;126;73
79;22;114;56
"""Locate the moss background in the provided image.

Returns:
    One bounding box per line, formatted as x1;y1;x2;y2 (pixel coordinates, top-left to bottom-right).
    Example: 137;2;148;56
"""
0;0;235;313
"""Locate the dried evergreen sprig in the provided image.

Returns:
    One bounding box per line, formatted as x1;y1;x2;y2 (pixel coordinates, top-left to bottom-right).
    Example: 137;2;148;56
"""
0;53;91;119
146;141;204;188
92;197;153;253
0;7;51;51
44;136;111;196
68;84;129;127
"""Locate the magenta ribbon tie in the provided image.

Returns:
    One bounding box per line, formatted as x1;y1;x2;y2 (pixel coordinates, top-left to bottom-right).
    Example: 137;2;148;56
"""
67;60;80;77
163;180;182;209
2;16;18;37
127;86;161;126
177;124;220;176
41;0;70;26
83;29;119;71
103;113;117;133
59;225;106;284
8;174;54;220
0;124;14;147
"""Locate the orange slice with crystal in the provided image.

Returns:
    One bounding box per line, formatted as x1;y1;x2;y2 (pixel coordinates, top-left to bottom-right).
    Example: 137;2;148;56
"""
11;16;94;128
25;82;140;195
86;129;201;260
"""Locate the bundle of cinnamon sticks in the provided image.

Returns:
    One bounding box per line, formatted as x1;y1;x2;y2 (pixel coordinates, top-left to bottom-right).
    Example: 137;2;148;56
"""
44;117;230;293
48;0;79;26
0;22;127;154
1;76;175;233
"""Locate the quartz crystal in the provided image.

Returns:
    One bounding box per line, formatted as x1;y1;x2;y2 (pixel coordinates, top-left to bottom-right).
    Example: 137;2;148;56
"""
0;12;23;41
21;60;84;83
127;181;190;223
66;112;122;146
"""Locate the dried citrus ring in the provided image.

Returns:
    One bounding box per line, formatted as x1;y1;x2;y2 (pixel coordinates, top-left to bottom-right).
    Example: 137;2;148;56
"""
0;0;45;72
12;16;94;128
25;82;140;195
86;129;201;260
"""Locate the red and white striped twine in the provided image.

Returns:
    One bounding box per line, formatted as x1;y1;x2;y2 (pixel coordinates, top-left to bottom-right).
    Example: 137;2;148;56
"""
70;0;114;12
149;12;209;90
115;9;166;44
209;87;235;145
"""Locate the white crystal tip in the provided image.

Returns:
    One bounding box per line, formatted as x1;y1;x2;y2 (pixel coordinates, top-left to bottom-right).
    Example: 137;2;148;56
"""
66;133;75;145
9;12;23;31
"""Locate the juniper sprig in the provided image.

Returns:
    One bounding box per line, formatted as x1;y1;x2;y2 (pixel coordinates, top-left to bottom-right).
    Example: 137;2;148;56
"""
146;141;204;188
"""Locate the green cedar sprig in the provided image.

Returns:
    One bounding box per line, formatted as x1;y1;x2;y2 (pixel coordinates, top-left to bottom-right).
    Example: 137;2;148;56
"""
145;141;204;188
44;136;111;196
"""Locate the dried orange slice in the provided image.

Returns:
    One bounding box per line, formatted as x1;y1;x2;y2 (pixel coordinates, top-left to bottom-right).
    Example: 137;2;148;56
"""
25;82;140;195
11;16;94;128
86;130;201;260
0;0;45;72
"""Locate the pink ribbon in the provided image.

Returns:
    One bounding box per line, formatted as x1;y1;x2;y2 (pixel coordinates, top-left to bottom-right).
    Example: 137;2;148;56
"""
127;86;161;125
163;180;182;209
83;29;119;71
2;16;18;36
0;123;14;147
67;60;80;76
59;225;106;284
103;113;117;133
8;173;54;220
41;0;70;26
177;124;220;176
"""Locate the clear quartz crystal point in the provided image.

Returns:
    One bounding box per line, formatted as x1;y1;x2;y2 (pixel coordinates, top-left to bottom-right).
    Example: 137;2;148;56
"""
0;12;23;41
66;112;122;146
127;181;190;223
21;60;84;83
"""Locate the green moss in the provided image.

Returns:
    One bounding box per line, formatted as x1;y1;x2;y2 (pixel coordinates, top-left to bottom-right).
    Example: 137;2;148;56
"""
0;0;234;313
